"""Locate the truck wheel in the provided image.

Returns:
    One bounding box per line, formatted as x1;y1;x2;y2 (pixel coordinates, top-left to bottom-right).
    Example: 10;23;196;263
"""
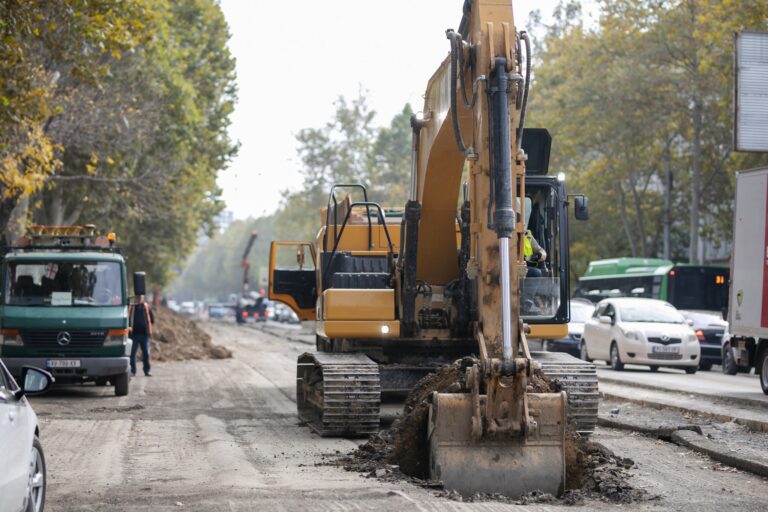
610;342;624;371
114;372;129;396
722;343;738;375
759;350;768;395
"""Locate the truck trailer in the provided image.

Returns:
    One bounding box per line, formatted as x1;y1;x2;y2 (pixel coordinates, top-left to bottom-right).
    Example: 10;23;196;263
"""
727;166;768;394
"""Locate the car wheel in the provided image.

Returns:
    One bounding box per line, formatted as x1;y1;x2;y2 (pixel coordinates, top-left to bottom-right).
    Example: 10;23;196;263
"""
685;366;697;375
26;436;46;512
95;377;108;386
698;361;712;371
722;343;738;375
759;350;768;396
610;342;624;371
649;365;659;372
114;371;130;396
580;341;593;362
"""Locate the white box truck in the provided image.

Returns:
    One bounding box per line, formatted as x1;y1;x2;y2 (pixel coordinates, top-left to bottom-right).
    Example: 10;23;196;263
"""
727;166;768;394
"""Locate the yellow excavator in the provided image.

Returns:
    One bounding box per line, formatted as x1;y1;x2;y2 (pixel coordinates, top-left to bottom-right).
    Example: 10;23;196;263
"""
269;0;597;497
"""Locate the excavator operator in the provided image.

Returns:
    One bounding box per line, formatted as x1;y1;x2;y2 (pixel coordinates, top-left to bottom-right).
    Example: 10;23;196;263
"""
523;229;547;310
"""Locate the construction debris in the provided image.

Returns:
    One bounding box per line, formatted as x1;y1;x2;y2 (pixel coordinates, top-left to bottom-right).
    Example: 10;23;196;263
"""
151;307;232;361
332;359;649;504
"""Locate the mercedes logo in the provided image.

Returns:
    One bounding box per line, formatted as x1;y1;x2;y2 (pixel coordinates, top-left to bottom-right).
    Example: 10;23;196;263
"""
57;331;72;346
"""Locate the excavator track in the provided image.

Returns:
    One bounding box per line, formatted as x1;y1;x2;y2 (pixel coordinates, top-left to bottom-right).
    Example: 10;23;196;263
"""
296;352;381;437
534;351;599;435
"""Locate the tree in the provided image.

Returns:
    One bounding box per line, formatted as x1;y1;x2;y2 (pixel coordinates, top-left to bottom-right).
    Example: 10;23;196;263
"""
0;0;151;235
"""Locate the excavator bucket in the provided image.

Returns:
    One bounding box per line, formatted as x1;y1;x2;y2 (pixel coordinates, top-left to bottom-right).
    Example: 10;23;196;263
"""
428;391;567;497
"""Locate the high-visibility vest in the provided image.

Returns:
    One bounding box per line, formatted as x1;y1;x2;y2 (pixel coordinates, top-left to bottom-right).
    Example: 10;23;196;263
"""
524;230;534;258
128;302;153;336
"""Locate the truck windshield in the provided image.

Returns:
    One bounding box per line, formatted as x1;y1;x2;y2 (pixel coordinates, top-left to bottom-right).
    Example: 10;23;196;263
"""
4;261;123;306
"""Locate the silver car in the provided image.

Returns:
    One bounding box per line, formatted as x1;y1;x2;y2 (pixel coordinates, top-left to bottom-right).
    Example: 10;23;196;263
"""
0;362;53;512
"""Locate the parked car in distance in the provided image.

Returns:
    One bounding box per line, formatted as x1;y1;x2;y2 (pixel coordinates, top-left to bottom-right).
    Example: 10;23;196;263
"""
0;362;54;512
680;310;726;371
274;303;301;324
541;299;595;357
581;298;700;373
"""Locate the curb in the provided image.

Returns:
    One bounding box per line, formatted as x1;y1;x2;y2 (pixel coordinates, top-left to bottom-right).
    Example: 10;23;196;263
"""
597;374;768;410
600;391;768;434
671;430;768;478
597;415;701;438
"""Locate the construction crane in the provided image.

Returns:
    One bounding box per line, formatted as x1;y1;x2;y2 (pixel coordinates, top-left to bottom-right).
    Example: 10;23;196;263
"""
235;230;258;324
269;0;597;497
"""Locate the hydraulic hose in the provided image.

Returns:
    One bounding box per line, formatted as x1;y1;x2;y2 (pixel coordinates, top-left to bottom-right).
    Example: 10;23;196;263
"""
516;31;531;152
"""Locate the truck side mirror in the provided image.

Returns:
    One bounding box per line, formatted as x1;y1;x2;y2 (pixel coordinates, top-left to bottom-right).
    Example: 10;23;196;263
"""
573;196;589;221
133;272;146;296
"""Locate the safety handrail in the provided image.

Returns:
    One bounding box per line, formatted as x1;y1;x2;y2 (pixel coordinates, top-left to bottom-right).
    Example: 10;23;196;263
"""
323;184;372;253
322;201;394;290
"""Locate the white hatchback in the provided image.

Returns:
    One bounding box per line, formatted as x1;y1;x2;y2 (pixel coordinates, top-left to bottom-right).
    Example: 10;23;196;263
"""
581;298;700;373
0;362;53;512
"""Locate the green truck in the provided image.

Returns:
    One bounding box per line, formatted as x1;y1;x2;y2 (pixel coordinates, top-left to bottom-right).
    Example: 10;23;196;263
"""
0;225;138;396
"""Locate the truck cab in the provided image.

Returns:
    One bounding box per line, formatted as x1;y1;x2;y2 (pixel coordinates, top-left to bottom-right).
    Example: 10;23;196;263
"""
0;225;133;396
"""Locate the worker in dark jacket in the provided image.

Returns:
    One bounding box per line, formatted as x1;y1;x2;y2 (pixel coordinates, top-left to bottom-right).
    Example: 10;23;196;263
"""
129;295;155;376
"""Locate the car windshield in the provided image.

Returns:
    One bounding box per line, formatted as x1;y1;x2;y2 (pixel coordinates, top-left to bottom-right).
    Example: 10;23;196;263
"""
620;303;685;324
4;260;123;306
570;304;593;323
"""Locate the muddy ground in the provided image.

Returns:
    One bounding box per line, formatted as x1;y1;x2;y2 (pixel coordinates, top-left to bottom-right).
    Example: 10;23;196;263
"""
29;321;768;511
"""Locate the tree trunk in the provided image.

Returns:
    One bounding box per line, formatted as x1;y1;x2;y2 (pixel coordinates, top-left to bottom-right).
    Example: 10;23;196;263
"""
615;182;637;256
663;142;673;260
629;176;647;257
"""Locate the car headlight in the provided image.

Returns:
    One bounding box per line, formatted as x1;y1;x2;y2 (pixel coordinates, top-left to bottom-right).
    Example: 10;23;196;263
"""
105;329;129;346
687;333;698;343
623;330;641;340
0;329;22;346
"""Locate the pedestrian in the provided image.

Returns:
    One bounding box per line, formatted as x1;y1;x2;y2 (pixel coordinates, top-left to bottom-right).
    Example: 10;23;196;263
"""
129;294;155;377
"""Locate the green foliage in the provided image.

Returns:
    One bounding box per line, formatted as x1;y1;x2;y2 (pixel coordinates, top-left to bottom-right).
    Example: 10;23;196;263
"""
527;0;768;275
0;0;238;287
168;217;274;302
274;95;413;243
0;0;152;230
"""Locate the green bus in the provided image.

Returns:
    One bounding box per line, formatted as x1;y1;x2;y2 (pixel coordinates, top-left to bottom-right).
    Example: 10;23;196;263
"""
572;258;729;312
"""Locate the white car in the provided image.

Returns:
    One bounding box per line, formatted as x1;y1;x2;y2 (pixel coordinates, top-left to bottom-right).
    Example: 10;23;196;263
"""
0;362;53;512
581;298;700;373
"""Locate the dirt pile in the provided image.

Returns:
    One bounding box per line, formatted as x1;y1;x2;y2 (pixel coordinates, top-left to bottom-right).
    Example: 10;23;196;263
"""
150;307;232;361
334;358;649;505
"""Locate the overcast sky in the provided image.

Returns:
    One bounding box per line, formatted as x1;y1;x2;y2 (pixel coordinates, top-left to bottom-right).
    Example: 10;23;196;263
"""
217;0;568;219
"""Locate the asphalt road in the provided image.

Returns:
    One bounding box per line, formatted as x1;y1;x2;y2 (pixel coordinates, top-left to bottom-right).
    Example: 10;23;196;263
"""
27;321;768;511
595;362;766;405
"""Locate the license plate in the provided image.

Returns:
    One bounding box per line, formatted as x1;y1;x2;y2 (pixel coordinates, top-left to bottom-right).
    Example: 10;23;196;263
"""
47;359;80;368
651;345;679;353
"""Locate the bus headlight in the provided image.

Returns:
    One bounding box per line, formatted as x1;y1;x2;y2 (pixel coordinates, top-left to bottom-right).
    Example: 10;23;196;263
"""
0;329;22;346
105;329;129;346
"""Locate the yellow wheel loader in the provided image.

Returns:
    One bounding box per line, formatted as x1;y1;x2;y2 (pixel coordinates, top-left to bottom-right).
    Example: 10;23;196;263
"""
270;0;597;497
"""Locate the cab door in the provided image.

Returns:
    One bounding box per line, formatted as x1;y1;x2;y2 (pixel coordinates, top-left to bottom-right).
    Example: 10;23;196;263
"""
268;242;317;320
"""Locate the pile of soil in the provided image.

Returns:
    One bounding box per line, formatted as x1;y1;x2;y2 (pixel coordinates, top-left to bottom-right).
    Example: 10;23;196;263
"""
334;358;648;505
150;307;232;362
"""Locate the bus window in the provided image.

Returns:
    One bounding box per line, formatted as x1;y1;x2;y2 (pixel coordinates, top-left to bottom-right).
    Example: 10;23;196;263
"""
669;266;728;312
